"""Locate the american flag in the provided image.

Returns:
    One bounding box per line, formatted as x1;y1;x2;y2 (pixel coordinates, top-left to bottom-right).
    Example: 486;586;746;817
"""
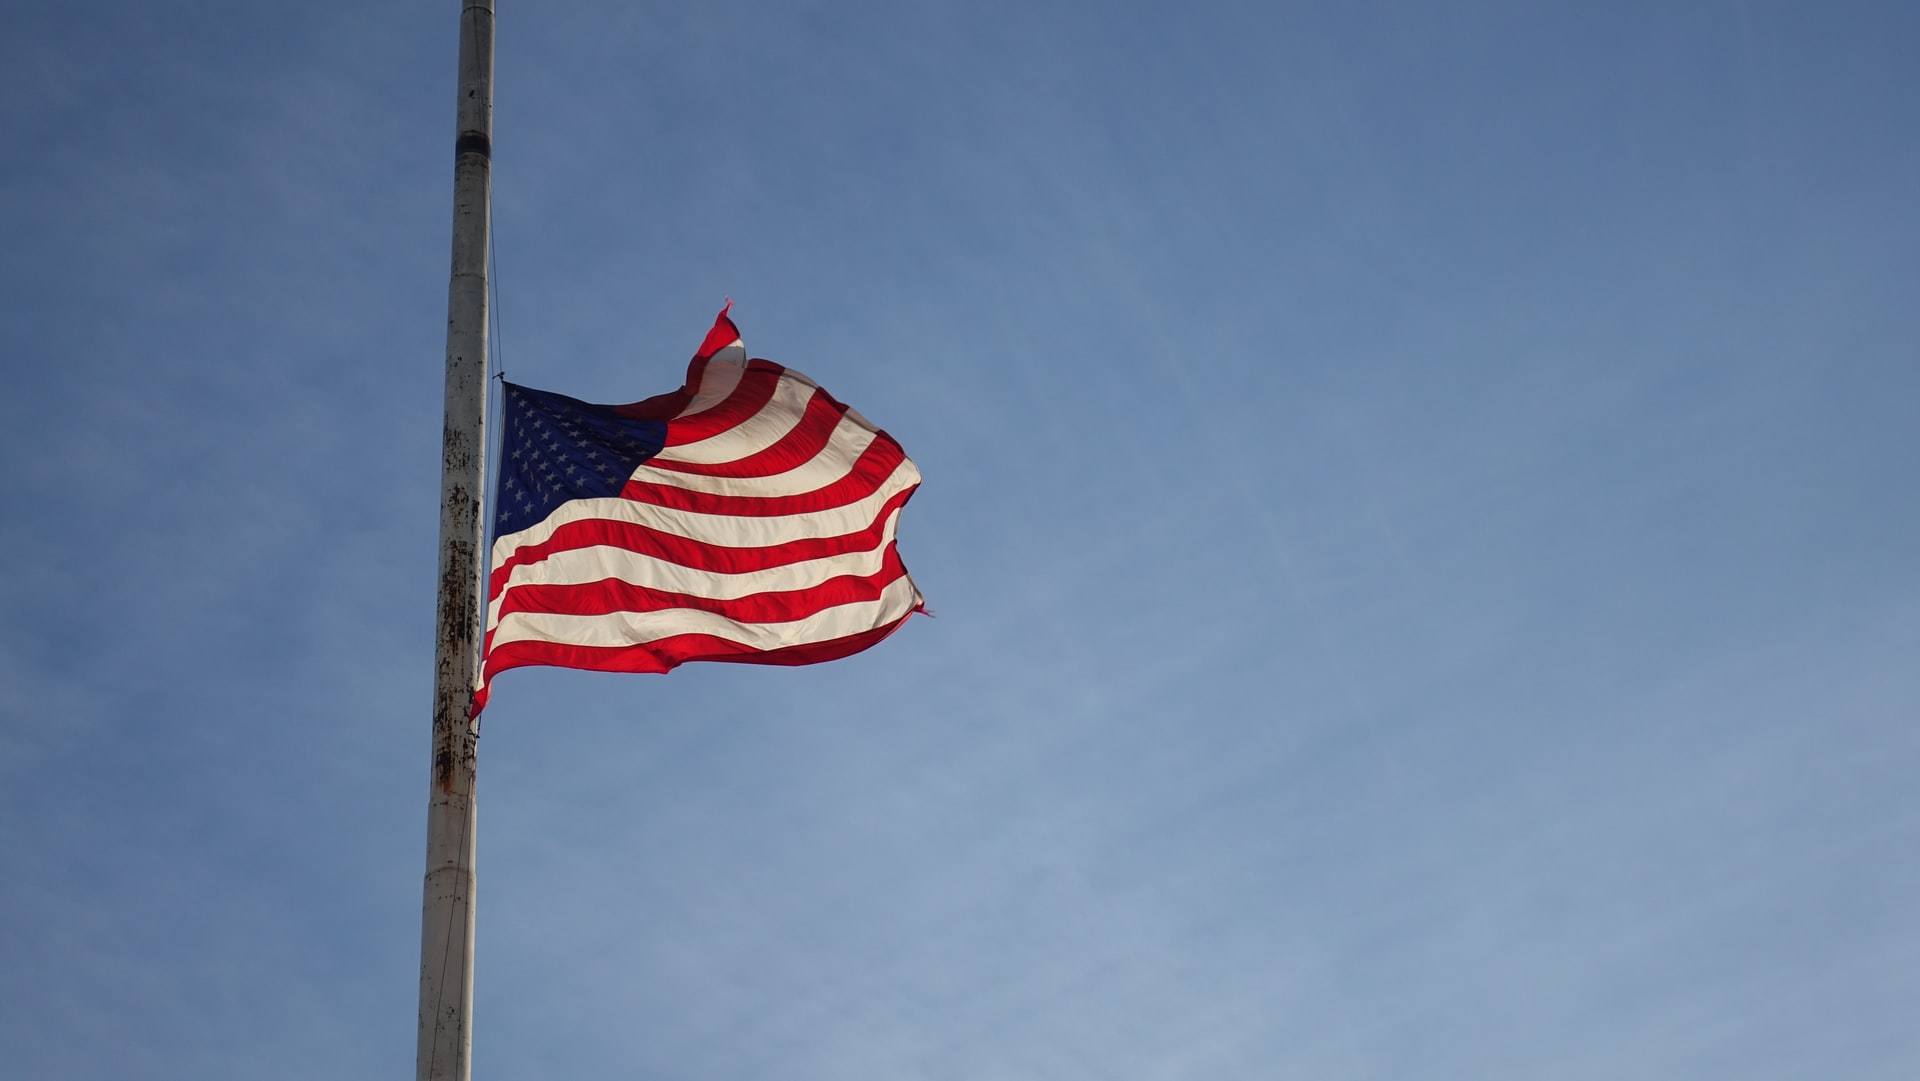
474;306;924;715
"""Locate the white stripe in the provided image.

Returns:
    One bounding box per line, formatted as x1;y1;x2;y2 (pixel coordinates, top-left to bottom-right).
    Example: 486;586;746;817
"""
489;574;923;652
485;509;907;632
488;456;921;567
663;368;820;465
679;342;747;416
633;415;881;498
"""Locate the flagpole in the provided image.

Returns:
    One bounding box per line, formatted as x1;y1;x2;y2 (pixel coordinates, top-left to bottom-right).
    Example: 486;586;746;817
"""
419;3;493;1080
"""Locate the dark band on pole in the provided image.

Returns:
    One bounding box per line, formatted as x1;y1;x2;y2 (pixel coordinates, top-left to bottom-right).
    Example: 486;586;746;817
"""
456;132;492;160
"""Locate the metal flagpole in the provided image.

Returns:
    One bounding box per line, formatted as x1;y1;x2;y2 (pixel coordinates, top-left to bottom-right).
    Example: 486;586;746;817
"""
419;2;493;1080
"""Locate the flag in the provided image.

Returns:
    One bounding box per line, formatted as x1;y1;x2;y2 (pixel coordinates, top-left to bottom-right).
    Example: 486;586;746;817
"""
474;305;924;715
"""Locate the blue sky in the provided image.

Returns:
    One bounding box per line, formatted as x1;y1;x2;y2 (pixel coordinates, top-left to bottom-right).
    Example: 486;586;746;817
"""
3;2;1917;1078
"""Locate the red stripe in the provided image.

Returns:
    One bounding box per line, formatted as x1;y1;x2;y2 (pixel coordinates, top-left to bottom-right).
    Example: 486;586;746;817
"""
611;373;693;421
621;438;907;517
482;613;919;684
694;303;740;361
648;386;850;478
493;545;910;624
656;360;786;446
487;486;918;600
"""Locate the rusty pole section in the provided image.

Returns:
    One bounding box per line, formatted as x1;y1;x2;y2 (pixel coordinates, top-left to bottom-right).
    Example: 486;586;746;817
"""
419;3;492;1080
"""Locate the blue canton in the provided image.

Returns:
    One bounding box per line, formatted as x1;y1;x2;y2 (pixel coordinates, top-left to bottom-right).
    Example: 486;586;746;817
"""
494;382;669;538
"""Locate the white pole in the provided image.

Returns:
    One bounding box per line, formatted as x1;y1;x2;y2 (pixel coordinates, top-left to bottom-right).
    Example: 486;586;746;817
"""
419;3;492;1080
